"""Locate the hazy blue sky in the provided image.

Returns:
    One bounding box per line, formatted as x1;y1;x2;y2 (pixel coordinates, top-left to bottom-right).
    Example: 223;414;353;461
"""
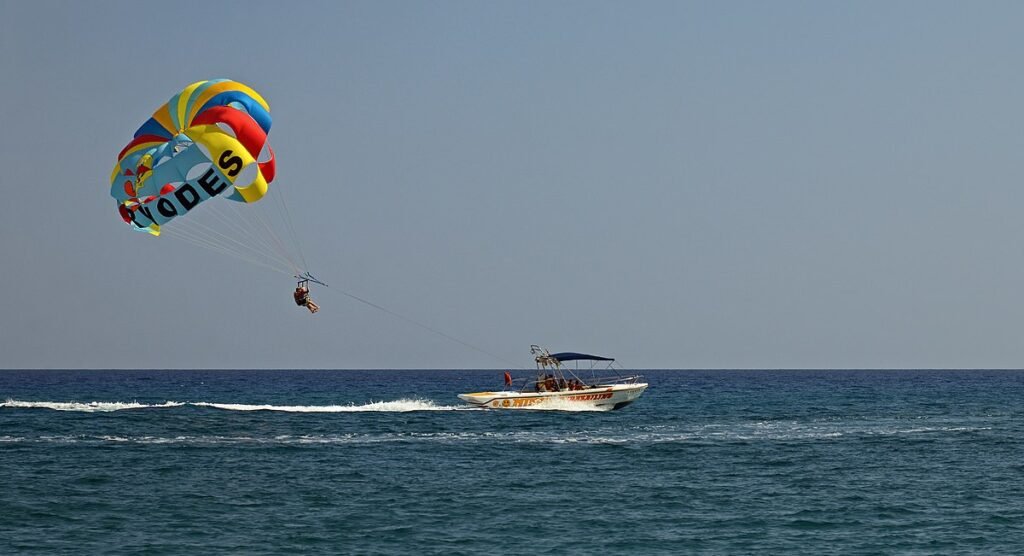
3;1;1024;369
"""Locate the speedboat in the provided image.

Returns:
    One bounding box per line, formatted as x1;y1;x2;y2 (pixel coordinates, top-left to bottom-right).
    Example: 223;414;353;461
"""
458;345;647;410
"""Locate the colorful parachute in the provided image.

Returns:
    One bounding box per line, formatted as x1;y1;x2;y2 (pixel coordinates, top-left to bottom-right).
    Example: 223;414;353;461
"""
110;79;276;235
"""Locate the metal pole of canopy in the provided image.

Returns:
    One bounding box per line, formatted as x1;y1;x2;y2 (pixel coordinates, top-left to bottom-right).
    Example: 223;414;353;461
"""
294;271;328;287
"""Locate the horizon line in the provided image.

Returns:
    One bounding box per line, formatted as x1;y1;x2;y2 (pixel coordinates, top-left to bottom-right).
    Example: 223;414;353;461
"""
3;367;1024;372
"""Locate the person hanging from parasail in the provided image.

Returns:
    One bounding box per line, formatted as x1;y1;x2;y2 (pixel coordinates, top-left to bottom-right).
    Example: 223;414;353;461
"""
293;280;320;314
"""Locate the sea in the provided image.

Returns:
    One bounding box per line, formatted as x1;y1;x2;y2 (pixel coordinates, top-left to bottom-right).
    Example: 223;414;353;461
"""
2;369;1023;555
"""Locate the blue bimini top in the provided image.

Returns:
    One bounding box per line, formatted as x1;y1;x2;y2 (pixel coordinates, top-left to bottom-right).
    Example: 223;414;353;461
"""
548;352;614;362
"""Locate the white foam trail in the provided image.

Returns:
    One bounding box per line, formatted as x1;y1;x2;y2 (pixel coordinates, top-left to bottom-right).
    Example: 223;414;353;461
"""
193;399;469;412
0;400;185;412
0;397;608;413
0;399;472;413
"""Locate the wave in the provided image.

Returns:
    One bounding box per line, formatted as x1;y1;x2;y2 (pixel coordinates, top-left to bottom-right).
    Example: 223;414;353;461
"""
1;399;471;413
0;423;995;446
0;400;185;412
0;431;639;445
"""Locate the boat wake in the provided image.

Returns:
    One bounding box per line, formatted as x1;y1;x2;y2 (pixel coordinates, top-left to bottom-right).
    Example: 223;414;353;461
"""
1;399;475;413
0;400;186;412
1;398;615;413
191;399;474;412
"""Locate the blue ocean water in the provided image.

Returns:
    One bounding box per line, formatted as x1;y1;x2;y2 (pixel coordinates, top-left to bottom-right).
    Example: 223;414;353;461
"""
2;369;1023;554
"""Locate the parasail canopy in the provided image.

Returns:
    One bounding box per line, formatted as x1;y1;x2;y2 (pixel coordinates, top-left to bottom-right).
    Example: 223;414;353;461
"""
110;79;276;236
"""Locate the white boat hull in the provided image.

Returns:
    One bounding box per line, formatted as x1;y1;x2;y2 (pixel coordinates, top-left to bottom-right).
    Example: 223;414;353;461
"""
458;383;648;411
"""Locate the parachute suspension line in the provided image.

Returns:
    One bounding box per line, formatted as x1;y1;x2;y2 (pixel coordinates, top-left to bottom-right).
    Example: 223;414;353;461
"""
154;186;313;283
324;287;517;367
161;225;294;276
196;201;284;265
174;210;293;271
221;192;302;275
246;198;302;275
219;199;301;275
168;235;291;276
270;182;309;273
160;205;297;274
162;222;293;275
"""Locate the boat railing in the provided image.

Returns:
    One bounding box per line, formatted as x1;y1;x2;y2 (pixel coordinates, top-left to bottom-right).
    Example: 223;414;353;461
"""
511;373;643;392
588;374;644;386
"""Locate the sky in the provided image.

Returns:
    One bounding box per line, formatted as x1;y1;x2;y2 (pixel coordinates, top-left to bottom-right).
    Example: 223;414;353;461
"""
3;1;1024;369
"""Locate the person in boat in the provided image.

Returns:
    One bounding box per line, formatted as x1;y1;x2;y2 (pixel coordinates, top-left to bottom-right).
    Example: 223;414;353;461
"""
504;371;513;389
293;282;320;314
